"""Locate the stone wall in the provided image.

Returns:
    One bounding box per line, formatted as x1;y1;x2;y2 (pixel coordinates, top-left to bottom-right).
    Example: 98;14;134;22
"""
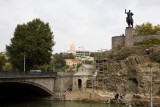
94;53;160;105
54;72;73;92
27;78;55;93
133;34;160;44
65;91;114;102
72;76;91;91
97;54;160;96
112;28;160;48
112;36;125;48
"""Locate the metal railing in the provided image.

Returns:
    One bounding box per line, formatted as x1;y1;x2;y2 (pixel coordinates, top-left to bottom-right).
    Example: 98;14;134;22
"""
0;71;57;78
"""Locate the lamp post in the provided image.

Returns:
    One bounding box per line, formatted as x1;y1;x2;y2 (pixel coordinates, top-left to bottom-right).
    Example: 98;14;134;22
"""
24;54;25;75
146;48;153;107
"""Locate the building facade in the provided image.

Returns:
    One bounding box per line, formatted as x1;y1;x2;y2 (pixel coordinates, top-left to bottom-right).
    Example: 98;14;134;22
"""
67;43;76;55
75;50;90;60
65;59;81;67
72;64;95;91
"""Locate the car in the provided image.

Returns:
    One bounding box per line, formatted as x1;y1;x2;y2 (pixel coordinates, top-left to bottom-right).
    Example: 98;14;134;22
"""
29;70;42;74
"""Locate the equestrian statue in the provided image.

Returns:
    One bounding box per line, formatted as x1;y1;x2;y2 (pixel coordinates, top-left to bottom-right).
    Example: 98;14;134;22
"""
125;9;134;27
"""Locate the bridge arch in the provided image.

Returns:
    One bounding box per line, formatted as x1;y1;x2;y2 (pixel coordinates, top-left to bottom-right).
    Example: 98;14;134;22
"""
0;81;53;98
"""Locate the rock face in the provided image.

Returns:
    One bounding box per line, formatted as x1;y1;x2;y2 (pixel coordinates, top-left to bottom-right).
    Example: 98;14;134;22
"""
96;54;160;105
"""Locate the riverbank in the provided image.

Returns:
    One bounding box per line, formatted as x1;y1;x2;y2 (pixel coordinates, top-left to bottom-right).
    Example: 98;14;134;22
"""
64;89;160;106
0;99;127;107
65;90;114;103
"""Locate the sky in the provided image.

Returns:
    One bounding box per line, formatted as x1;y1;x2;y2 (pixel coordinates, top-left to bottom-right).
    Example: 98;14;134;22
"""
1;0;160;53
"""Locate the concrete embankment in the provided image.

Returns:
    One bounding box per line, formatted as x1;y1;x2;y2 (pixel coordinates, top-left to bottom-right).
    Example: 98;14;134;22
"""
64;90;160;106
65;90;115;103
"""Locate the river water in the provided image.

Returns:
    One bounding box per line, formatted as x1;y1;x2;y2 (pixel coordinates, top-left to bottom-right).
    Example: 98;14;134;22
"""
0;99;128;107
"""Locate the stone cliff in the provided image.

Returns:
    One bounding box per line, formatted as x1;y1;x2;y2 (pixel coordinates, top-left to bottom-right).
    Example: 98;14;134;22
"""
95;46;160;106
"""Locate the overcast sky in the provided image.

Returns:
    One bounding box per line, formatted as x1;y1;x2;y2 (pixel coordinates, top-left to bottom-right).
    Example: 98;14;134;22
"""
1;0;160;53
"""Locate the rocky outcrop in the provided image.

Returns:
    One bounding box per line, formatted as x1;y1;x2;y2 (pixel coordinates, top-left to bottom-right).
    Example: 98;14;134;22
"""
96;54;160;105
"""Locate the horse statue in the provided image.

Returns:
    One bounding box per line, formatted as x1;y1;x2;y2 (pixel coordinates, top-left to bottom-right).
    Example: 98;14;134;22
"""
125;9;134;27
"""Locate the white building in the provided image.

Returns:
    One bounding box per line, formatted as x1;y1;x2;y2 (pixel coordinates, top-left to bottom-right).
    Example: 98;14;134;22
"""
67;43;76;55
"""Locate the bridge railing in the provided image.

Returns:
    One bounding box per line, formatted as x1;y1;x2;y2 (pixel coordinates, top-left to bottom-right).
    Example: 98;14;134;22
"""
0;71;57;77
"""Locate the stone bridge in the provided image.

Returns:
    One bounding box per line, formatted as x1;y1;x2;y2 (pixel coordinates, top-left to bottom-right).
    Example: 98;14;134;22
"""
0;71;73;99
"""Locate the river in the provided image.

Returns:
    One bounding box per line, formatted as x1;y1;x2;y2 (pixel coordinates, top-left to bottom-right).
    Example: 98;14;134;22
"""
0;99;128;107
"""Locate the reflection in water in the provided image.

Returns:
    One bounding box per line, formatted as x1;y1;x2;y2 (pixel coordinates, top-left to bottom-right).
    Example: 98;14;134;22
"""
0;99;127;107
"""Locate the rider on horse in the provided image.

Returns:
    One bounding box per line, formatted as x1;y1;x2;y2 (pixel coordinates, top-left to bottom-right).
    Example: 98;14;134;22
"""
125;9;134;27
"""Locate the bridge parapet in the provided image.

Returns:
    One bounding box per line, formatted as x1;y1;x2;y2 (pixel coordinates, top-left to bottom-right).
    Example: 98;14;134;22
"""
0;71;57;78
0;71;74;99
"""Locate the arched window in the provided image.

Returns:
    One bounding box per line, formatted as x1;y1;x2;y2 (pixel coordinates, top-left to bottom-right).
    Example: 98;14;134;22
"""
78;79;82;89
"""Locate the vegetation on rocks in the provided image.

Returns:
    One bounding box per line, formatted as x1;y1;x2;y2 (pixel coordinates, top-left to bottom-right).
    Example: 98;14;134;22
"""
135;38;160;46
0;55;6;71
100;45;160;64
135;22;160;35
94;45;160;105
105;46;145;61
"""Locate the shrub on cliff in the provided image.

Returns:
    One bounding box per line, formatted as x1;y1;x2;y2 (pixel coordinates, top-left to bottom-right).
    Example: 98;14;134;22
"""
135;22;160;35
106;47;145;61
149;46;160;63
135;38;160;47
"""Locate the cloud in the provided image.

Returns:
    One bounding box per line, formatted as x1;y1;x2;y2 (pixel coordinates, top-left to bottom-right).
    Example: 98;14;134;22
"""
1;0;160;53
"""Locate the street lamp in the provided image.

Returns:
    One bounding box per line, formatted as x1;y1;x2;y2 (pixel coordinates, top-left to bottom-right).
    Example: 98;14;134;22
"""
146;48;153;107
24;54;25;74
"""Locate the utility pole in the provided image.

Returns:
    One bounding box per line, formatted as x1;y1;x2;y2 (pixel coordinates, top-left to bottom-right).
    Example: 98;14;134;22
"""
150;66;153;107
146;48;153;107
24;54;25;74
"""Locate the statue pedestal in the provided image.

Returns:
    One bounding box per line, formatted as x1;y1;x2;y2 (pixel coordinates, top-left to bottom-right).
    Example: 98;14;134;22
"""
125;27;135;46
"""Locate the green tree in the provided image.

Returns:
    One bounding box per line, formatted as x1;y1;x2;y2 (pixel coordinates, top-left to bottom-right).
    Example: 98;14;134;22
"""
63;53;74;59
135;22;160;35
3;63;12;71
6;18;54;71
48;56;57;71
54;53;66;70
0;56;5;71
